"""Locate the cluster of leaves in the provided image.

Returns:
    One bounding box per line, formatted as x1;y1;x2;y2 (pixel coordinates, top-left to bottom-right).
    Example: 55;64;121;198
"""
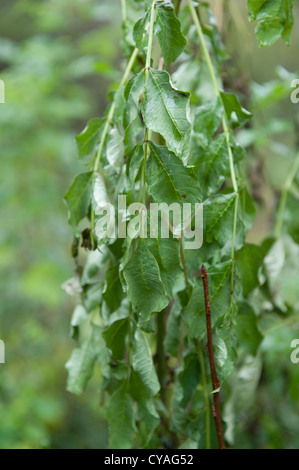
63;0;298;449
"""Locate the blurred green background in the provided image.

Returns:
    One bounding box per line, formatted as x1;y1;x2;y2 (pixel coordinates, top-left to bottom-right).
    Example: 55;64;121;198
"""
0;0;299;449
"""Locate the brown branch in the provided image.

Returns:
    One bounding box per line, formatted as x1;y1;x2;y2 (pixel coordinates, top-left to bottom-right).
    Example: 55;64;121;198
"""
201;265;225;450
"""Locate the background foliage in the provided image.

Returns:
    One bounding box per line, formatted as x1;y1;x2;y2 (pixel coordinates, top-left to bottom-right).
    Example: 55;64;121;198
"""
1;0;299;449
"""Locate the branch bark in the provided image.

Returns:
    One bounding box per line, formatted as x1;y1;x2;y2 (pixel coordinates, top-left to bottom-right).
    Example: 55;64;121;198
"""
201;265;225;450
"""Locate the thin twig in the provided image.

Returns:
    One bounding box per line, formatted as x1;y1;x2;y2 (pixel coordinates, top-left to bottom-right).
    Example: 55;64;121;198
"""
198;342;211;449
201;265;225;450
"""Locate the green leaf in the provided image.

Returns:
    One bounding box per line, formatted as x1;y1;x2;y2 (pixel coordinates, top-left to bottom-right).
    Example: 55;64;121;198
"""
81;249;108;286
247;0;296;46
143;69;191;159
76;118;105;162
132;328;160;396
247;0;268;19
223;355;262;445
133;9;151;52
147;142;201;206
129;370;160;443
192;134;230;197
123;239;169;321
235;303;263;355
103;317;129;360
204;192;237;246
183;261;232;340
192;98;223;149
106;383;136;449
66;325;109;395
220;92;252;129
154;1;186;64
106;127;124;173
170;353;201;437
237;244;263;296
92;172;110;215
64;172;93;232
126;142;144;184
214;327;237;380
102;264;125;313
164;298;182;357
70;304;88;340
240;186;256;234
124;71;144;153
147;238;182;298
177;353;201;408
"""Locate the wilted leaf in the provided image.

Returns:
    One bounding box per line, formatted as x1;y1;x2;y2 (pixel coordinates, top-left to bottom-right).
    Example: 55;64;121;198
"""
143;69;191;159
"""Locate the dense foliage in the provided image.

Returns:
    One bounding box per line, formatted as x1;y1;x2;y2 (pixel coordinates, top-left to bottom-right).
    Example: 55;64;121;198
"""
1;0;299;450
63;0;299;449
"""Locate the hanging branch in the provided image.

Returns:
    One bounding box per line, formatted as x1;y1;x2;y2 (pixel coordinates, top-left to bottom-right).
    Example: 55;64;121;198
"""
188;0;239;306
201;265;225;450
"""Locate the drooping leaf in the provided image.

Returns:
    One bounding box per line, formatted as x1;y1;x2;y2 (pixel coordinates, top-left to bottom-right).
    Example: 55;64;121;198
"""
239;186;257;234
76;118;105;162
223;355;262;445
237;244;264;296
126;142;144;184
106;383;136;449
147;142;201;206
102;264;125;313
132;328;160;396
92;172;110;215
106;127;124;173
220;92;252;129
142;69;191;159
64;171;93;232
247;0;297;46
191;134;230;197
129;370;160;444
147;237;182;297
204;192;237;246
133;8;151;52
164;297;182;357
192;98;223;149
214;326;237;380
124;71;144;153
247;0;268;18
154;1;187;64
81;248;108;286
103;317;129;360
235;303;263;356
70;304;88;340
170;352;201;437
123;239;169;321
66;325;109;395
